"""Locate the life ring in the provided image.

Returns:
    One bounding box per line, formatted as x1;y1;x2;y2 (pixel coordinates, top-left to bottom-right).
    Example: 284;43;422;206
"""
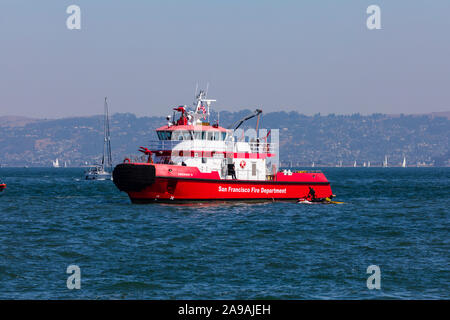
123;157;131;163
240;160;246;169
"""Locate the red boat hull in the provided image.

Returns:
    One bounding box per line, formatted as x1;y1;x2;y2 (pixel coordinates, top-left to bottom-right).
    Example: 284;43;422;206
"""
129;178;332;203
0;183;6;192
113;163;333;203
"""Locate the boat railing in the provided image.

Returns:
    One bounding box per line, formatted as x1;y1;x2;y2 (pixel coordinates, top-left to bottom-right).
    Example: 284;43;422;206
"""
223;168;266;181
147;140;183;151
223;169;323;180
279;169;323;174
122;154;149;163
247;141;277;154
147;140;277;154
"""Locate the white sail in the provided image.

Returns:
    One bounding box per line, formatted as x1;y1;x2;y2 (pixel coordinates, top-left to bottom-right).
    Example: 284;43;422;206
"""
402;157;406;168
52;158;60;168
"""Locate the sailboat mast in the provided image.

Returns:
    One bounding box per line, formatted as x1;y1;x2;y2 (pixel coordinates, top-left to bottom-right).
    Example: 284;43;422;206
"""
101;98;106;169
103;97;112;171
106;98;112;170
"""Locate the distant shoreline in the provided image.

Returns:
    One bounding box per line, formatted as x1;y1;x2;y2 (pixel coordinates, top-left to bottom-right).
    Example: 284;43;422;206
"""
1;110;449;126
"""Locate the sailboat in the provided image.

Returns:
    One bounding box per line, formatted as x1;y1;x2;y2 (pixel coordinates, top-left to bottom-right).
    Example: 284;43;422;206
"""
383;155;388;168
353;161;357;167
52;158;60;168
311;161;315;168
402;157;406;168
367;161;371;168
85;97;113;180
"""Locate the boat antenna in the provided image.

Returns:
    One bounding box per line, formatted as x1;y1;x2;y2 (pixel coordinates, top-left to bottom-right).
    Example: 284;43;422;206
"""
194;82;198;102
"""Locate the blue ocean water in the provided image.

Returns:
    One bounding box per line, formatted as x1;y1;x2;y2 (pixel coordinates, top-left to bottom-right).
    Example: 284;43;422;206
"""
0;167;448;299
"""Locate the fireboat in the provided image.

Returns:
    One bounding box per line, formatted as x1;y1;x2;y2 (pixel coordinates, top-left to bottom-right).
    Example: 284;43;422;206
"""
112;91;334;203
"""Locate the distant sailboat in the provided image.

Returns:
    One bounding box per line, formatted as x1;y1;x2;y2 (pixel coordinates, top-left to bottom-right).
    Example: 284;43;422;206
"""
402;156;406;168
353;161;357;167
368;161;371;168
383;155;388;168
363;162;366;167
52;158;60;168
311;161;315;168
85;97;113;180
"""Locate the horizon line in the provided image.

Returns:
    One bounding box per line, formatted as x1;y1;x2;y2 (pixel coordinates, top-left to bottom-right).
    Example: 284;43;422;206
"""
1;110;449;121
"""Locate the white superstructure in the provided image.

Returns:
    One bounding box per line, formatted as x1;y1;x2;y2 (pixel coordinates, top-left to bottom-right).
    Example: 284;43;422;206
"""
149;91;277;181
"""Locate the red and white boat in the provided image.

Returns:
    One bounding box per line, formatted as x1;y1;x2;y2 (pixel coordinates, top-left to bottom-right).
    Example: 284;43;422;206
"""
113;91;334;203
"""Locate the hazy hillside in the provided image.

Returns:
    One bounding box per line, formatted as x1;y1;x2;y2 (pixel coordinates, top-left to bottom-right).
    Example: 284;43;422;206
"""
0;111;448;167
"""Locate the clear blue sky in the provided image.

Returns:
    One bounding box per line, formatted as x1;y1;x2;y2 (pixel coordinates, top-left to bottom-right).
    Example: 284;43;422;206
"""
0;0;449;118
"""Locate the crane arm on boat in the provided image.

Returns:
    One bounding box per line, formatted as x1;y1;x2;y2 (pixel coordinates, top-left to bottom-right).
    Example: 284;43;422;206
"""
229;109;262;131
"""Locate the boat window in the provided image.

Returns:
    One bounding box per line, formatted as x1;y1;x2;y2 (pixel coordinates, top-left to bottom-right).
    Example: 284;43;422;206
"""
157;131;173;140
172;131;192;140
192;131;225;140
172;131;181;140
193;131;202;140
183;131;192;140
